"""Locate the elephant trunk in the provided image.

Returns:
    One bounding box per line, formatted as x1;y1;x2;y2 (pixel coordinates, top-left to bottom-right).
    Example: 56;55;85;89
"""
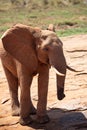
53;65;66;100
56;73;66;100
49;56;66;100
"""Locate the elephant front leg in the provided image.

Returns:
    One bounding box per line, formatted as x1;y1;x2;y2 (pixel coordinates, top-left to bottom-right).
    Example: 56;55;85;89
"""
37;64;50;124
18;66;34;125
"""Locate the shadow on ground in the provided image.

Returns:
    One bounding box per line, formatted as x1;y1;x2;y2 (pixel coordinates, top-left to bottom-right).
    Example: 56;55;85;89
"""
26;108;87;130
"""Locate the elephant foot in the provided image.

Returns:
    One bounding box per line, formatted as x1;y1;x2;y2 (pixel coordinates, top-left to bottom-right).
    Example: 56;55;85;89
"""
12;106;20;116
19;116;32;126
36;115;50;124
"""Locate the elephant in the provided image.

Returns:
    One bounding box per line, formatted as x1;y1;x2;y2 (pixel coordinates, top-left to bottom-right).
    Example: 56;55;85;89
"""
0;23;67;125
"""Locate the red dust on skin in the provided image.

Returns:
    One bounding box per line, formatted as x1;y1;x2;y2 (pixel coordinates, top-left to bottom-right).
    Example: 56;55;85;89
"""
0;24;66;125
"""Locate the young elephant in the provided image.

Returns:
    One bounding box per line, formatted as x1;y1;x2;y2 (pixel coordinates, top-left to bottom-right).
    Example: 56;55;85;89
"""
0;24;66;125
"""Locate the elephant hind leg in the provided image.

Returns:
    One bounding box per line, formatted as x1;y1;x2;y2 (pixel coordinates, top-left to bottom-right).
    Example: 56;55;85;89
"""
3;65;20;116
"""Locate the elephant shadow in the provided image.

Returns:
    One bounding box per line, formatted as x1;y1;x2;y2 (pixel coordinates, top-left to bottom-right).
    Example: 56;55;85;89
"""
28;108;87;130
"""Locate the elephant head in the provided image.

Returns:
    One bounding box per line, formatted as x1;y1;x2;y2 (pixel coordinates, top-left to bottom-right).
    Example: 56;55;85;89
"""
36;30;66;100
2;24;66;100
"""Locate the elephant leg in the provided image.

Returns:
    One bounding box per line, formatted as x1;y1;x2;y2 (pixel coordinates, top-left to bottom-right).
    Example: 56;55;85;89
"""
18;66;34;125
3;65;19;116
37;64;50;124
30;101;36;115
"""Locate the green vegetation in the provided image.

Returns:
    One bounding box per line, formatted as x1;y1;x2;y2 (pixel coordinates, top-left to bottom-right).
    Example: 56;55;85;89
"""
0;0;87;37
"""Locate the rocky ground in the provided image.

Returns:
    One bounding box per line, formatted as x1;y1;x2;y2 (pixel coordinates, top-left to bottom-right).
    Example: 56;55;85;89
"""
0;34;87;130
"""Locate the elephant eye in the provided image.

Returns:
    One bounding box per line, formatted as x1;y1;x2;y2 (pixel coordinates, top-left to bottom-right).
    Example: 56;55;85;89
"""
43;47;49;51
41;35;47;40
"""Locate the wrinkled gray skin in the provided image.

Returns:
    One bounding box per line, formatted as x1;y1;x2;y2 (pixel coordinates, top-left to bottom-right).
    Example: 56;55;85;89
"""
0;24;66;125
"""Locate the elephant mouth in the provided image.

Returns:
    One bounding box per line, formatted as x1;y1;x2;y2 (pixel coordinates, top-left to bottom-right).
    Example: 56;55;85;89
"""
46;59;65;76
52;66;65;76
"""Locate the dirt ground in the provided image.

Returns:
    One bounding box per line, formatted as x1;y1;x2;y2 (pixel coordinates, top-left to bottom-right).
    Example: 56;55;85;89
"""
0;34;87;130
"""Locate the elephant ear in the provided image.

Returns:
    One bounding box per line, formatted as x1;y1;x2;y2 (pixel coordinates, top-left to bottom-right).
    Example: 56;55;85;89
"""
1;24;41;69
47;24;55;32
